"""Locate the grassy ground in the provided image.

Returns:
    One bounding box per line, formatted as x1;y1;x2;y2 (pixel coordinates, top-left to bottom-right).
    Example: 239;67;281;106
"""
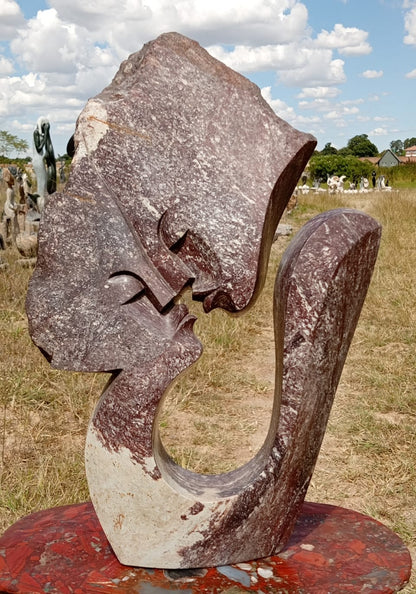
0;184;415;591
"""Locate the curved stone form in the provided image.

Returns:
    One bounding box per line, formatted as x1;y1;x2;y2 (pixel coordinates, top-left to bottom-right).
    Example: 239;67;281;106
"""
84;208;380;568
26;33;381;570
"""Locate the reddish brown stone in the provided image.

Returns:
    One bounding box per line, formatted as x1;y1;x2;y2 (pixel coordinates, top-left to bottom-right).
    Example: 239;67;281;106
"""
24;33;388;571
0;501;410;592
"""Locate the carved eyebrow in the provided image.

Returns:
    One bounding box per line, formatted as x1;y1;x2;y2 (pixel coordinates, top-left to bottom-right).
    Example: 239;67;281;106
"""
106;272;145;306
169;230;189;254
107;271;174;313
158;209;190;253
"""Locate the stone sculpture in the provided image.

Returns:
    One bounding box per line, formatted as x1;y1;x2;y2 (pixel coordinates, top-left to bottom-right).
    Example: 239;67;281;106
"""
27;33;381;569
1;167;18;245
33;116;56;210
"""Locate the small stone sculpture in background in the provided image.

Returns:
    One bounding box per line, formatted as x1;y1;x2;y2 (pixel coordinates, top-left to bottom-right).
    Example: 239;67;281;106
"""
1;167;18;245
32;117;56;211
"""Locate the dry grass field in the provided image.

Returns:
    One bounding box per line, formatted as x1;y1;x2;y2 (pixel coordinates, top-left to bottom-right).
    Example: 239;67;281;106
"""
0;183;415;591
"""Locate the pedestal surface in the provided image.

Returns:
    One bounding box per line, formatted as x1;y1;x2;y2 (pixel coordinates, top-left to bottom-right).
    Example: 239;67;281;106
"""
0;501;411;593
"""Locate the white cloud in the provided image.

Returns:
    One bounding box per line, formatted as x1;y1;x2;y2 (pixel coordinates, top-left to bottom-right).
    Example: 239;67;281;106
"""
261;86;320;129
299;98;333;111
208;43;306;73
315;23;372;56
0;55;13;74
0;0;25;41
208;44;346;87
324;105;359;119
0;0;407;155
297;86;341;99
49;0;151;33
361;69;383;79
370;127;388;136
340;98;364;105
261;86;297;121
404;2;416;45
11;9;117;74
50;0;309;49
279;51;346;86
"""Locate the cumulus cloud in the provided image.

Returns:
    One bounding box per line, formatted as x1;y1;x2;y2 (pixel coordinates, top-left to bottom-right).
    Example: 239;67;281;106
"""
340;98;364;105
370;127;388;136
280;52;345;86
298;98;333;111
324;105;359;119
261;86;320;130
361;69;383;78
0;0;406;154
297;86;341;99
405;68;416;78
0;55;13;74
315;23;372;56
0;0;25;41
298;97;362;128
208;43;305;73
208;43;347;86
404;1;416;45
11;9;117;74
50;0;151;34
49;0;309;50
261;86;297;121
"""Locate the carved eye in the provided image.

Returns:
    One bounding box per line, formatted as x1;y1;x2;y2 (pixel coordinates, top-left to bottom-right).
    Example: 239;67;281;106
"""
104;273;145;305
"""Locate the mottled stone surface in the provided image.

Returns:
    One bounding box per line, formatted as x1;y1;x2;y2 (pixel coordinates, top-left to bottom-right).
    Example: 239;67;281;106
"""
0;501;410;592
25;33;383;570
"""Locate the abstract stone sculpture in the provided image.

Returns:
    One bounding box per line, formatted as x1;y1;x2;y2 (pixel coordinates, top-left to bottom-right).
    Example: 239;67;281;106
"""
26;33;381;569
33;117;56;211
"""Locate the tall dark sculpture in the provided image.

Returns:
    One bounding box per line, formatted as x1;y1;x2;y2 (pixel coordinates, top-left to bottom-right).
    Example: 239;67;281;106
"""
33;117;56;210
24;33;387;574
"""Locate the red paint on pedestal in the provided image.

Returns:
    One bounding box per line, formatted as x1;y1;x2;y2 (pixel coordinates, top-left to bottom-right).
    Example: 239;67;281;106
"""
0;501;411;593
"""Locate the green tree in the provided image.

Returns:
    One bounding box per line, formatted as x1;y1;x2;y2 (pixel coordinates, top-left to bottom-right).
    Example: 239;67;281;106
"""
404;137;416;149
390;139;404;155
338;146;353;156
308;154;372;183
346;134;378;158
0;130;29;157
320;142;338;155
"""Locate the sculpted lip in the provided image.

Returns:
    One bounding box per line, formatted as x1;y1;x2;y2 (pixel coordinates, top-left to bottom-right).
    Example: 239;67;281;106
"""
170;303;197;333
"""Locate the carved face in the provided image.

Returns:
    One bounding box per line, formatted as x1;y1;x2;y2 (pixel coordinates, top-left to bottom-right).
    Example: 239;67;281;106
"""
26;187;202;372
26;33;315;374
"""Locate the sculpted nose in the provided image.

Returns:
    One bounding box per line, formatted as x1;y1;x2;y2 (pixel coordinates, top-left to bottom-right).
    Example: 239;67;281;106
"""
129;254;182;311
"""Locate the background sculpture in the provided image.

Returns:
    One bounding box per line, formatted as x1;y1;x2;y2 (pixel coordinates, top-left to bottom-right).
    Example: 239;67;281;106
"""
32;116;56;211
26;32;384;571
1;167;18;245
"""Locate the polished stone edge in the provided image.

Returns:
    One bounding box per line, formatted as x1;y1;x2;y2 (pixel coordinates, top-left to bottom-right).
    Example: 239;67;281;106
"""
0;501;411;593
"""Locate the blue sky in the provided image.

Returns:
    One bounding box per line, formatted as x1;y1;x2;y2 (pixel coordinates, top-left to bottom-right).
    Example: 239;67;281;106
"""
0;0;415;156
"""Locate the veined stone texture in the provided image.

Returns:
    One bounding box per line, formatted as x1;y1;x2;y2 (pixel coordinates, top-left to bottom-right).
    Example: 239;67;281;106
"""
26;33;380;569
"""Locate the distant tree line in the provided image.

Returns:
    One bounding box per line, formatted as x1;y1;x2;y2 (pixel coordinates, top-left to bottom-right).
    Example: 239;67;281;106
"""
308;133;416;187
318;134;379;158
389;138;416;155
0;130;29;159
0;129;72;168
309;134;378;183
